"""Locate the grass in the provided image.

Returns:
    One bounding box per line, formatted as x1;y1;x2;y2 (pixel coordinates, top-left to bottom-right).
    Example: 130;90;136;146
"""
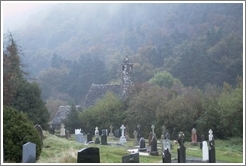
37;131;243;163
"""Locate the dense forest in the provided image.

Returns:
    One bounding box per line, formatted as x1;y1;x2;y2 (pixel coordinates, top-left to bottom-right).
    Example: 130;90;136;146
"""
3;3;243;140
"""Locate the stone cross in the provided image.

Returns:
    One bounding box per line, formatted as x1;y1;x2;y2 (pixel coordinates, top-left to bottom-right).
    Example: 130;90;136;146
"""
208;129;213;141
151;125;155;134
60;123;65;136
120;125;126;137
95;127;99;137
133;130;138;145
162;125;166;135
110;125;113;134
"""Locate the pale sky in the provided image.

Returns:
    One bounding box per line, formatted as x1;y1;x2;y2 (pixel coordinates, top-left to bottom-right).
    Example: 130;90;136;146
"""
1;1;55;33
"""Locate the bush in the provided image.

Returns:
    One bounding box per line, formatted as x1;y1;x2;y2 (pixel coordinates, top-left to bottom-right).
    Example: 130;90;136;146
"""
3;106;42;163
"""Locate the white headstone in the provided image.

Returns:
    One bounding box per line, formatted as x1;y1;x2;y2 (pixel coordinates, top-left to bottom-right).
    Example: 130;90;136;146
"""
95;127;99;137
119;124;127;144
75;128;81;134
60;124;65;136
109;125;114;137
202;141;209;161
151;125;155;134
208;129;213;141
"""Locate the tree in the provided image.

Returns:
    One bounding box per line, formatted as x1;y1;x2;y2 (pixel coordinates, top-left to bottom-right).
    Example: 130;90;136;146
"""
62;104;82;133
3;32;50;130
3;106;42;162
149;70;182;88
11;81;50;130
3;33;25;105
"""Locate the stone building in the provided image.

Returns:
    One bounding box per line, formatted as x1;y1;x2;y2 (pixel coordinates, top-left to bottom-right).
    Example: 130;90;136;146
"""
51;56;133;127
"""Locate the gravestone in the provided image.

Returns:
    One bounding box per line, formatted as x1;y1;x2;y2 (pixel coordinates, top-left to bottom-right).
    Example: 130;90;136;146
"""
200;134;205;149
191;128;198;145
75;128;82;134
114;130;120;138
60;123;66;136
101;134;108;145
151;125;155;134
138;137;147;152
87;133;92;143
208;129;216;163
49;125;55;135
75;133;85;143
106;129;108;136
149;134;159;156
162;125;166;135
109;125;114;137
172;127;177;140
133;130;139;146
202;141;209;162
177;132;186;163
119;125;127;144
162;148;171;163
162;131;171;152
136;125;142;141
22;142;36;163
102;129;106;135
77;147;100;163
122;152;139;163
34;124;44;147
65;130;70;139
148;132;153;146
95;127;100;144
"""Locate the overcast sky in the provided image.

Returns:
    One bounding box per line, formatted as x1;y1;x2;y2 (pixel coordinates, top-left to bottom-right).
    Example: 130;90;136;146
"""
1;2;55;33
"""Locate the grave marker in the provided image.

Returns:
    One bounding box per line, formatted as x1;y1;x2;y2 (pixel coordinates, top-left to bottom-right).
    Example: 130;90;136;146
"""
22;142;36;163
122;153;139;163
77;147;100;163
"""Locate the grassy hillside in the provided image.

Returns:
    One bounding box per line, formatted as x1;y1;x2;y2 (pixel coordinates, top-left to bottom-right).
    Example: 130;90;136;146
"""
37;131;243;163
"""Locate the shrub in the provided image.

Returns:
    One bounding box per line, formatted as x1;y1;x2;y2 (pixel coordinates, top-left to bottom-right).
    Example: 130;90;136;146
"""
3;106;42;163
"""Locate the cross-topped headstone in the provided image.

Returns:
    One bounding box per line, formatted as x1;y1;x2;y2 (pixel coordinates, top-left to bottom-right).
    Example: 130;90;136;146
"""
95;127;99;137
120;125;126;137
133;130;138;146
110;125;113;133
162;125;166;135
60;123;65;136
151;125;155;134
208;129;213;141
119;124;127;144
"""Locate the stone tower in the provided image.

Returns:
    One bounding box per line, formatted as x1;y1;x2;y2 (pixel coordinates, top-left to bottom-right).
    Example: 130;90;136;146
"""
121;56;133;99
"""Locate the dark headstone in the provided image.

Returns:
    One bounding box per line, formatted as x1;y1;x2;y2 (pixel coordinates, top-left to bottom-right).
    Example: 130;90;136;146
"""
162;148;171;163
77;147;100;163
101;134;108;145
114;130;120;138
138;137;147;152
136;125;142;141
150;135;159;156
177;132;186;163
102;129;106;135
148;132;153;146
87;133;92;143
22;142;36;163
177;145;186;163
34;124;44;147
200;134;205;149
122;153;139;163
95;137;100;144
209;141;216;163
49;126;55;135
65;130;70;139
172;127;177;140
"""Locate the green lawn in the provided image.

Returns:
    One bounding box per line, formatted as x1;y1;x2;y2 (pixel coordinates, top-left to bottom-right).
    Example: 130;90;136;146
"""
37;131;243;163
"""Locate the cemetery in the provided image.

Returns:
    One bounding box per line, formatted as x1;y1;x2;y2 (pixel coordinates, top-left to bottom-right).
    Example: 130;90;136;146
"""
19;124;241;163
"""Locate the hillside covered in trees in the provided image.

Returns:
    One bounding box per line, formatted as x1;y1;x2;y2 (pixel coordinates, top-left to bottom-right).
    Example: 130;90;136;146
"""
3;3;243;140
